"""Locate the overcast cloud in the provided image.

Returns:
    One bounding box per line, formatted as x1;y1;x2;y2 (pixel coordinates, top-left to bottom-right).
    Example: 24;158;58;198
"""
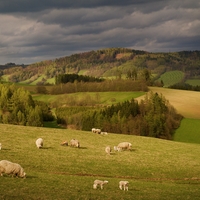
0;0;199;64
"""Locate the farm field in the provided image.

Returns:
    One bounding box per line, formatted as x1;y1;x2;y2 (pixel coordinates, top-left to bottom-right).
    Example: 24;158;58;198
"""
0;124;200;200
157;70;184;87
33;91;146;106
136;87;200;120
186;79;200;86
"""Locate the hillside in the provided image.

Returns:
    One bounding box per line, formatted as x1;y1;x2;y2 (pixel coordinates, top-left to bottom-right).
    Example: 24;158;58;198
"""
0;124;200;199
1;48;200;88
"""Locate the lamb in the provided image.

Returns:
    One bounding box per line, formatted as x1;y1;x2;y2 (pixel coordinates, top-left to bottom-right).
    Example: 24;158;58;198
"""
60;141;68;146
117;142;132;151
0;160;26;178
105;146;111;155
36;138;43;149
93;180;108;189
119;181;129;191
70;139;80;148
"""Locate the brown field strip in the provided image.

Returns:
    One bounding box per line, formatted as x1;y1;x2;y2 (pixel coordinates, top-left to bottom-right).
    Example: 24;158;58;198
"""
135;87;200;119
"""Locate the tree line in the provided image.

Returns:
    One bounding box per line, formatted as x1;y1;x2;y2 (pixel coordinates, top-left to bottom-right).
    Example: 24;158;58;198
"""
48;79;148;94
55;74;104;84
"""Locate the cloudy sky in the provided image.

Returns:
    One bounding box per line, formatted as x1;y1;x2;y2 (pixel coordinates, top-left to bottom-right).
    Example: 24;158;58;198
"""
0;0;200;64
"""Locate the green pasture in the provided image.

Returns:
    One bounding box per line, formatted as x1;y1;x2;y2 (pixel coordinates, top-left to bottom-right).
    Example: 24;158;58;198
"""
186;79;200;86
173;118;200;144
33;91;145;106
0;124;200;200
157;70;184;87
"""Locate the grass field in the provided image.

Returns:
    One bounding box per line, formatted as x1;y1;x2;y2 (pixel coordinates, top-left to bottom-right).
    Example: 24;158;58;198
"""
186;79;200;86
157;70;184;87
0;124;200;200
33;91;145;106
173;118;200;144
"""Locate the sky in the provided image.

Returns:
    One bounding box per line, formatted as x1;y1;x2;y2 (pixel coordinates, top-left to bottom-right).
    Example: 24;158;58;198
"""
0;0;200;65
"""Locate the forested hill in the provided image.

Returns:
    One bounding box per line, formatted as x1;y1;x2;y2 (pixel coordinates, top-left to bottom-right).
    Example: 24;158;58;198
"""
1;48;200;88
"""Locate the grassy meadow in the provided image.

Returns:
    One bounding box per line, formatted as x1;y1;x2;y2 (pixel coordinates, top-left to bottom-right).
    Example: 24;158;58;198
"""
0;124;200;200
173;118;200;144
33;91;145;106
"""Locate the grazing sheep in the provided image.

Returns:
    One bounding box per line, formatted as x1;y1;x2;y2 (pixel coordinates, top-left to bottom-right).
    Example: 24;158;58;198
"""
70;139;80;148
0;160;26;178
93;180;108;189
36;138;43;149
117;142;132;151
92;128;101;134
92;128;96;133
95;129;101;134
105;146;111;155
60;141;68;146
119;181;129;191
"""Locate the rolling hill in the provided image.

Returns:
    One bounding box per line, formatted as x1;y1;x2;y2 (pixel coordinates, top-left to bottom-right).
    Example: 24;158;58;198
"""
1;48;200;88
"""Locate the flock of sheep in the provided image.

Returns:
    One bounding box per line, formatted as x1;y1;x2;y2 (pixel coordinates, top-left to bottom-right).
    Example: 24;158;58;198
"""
0;129;132;191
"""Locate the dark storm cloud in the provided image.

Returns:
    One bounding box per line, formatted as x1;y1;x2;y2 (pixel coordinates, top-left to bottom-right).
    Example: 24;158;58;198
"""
0;0;199;64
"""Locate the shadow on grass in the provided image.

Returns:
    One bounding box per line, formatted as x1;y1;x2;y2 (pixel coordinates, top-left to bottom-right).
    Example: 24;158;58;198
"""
0;148;11;151
43;121;66;129
39;147;54;150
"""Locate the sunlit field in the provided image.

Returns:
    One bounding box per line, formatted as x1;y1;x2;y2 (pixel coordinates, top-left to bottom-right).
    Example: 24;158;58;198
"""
0;124;200;200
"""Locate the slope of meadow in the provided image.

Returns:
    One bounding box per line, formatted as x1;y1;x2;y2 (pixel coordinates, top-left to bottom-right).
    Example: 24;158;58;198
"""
0;124;200;200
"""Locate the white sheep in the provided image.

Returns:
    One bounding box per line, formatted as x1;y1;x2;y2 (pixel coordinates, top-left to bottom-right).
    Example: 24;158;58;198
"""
60;141;68;146
92;128;101;134
36;138;43;149
70;139;80;148
93;180;108;189
0;160;26;178
113;146;118;151
101;132;108;135
105;146;111;155
117;142;132;151
92;128;96;133
119;181;129;191
95;129;101;134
